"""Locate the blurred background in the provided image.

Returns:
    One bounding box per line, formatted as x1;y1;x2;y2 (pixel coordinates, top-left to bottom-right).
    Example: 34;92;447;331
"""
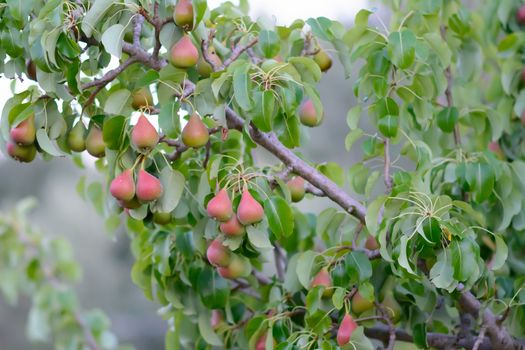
0;0;384;349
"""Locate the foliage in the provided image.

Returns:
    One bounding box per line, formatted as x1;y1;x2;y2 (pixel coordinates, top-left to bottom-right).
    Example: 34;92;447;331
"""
0;199;126;349
0;0;525;349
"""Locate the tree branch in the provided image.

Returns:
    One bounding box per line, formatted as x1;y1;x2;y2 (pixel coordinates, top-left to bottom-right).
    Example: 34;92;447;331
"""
458;291;519;350
221;37;259;69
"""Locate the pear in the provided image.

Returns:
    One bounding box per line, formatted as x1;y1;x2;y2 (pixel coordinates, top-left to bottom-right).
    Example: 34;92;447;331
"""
220;215;246;237
170;35;199;68
210;310;223;330
365;235;379;250
207;189;233;222
206;239;231;267
26;60;37;81
237;189;264;225
518;4;525;25
153;212;172;225
86;126;106;158
132;114;159;150
131;88;154;110
7;142;36;163
381;293;402;324
197;47;222;77
311;268;333;298
351;291;374;315
68;121;87;152
119;197;141;209
110;169;135;201
10;115;36;146
174;0;194;29
299;99;323;127
136;169;163;202
314;49;332;72
182;113;209;148
255;333;268;350
287;176;305;202
217;254;252;279
337;314;358;346
488;141;504;160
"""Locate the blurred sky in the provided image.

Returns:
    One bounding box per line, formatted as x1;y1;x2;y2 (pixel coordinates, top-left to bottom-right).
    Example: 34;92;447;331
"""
0;0;368;163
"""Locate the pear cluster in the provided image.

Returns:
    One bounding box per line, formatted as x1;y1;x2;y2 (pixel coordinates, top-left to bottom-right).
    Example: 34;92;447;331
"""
7;115;37;163
205;188;265;278
206;239;252;279
110;168;163;207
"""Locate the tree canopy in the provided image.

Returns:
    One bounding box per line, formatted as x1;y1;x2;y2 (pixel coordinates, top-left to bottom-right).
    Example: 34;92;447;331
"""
1;0;525;349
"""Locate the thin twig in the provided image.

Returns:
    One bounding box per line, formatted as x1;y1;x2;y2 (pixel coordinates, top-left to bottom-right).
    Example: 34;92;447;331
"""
221;37;259;69
384;138;393;192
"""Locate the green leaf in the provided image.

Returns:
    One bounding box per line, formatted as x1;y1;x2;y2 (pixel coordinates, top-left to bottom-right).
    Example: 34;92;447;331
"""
306;17;334;41
252;90;274;132
198;267;230;309
346;105;362;130
492;235;508;271
365;195;386;236
317;162;345;187
387;30;417;69
345;129;363;151
81;0;116;38
436;107;458;133
429;251;455;290
104;89;131;115
232;62;252;111
296;251;316;289
263;197;294;238
258;30;280;58
101;24;126;58
377;115;399;138
36;129;65;156
198;313;223;346
332;288;345;310
345;251;372;283
288;57;322;84
102;115;126;150
246;225;273;249
155;167;185;213
398;235;416;275
159;101;181;139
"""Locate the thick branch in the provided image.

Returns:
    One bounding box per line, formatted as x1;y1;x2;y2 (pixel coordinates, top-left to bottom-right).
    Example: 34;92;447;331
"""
364;326;493;350
384;138;393;192
459;291;519;350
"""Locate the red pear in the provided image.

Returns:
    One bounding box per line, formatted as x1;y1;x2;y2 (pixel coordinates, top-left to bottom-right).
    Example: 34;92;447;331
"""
207;189;233;222
136;169;163;202
488;141;504;159
132;114;159;150
26;60;37;81
518;5;525;25
299;99;323;127
110;169;135;201
174;0;194;29
237;189;264;225
206;239;231;267
311;268;333;298
365;235;379;250
10;115;36;146
210;310;223;329
337;314;358;346
182;113;209;148
220;215;246;237
287;176;306;202
170;35;199;68
217;254;252;279
255;333;267;350
86;126;106;158
7;142;36;163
